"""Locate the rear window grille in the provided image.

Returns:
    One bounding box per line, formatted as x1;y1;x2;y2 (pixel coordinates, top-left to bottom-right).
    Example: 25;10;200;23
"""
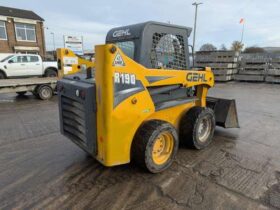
61;96;86;144
151;33;187;70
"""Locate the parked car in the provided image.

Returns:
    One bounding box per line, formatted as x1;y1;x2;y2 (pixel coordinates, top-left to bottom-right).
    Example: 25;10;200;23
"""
0;54;58;79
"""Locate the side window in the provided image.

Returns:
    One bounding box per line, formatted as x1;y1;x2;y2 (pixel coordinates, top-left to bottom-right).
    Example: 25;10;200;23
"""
29;56;39;62
151;33;187;70
9;56;21;63
20;56;28;63
115;41;135;59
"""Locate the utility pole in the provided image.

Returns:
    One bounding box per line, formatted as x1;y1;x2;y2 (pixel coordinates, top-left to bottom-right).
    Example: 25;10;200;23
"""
192;2;203;53
50;32;56;58
240;20;245;44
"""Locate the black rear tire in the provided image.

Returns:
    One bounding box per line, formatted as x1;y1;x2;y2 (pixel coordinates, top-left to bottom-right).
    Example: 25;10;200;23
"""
132;120;179;173
179;107;215;150
45;69;57;77
37;85;53;100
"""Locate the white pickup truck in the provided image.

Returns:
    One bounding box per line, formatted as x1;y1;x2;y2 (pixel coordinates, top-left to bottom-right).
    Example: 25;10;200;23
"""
0;54;58;79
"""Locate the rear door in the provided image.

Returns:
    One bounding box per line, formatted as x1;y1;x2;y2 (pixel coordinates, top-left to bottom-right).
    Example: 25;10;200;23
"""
25;55;42;76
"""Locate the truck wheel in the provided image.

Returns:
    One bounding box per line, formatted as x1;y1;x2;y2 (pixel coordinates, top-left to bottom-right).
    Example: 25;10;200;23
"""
0;71;6;79
132;120;179;173
32;91;40;99
45;69;57;77
16;91;27;96
179;107;215;150
37;85;53;100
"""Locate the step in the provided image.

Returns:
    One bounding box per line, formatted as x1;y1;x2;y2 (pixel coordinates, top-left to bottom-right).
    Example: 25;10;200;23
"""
234;74;264;81
265;76;280;84
194;63;237;68
195;57;238;63
238;70;265;75
267;69;280;76
214;75;234;82
213;69;238;75
239;64;268;69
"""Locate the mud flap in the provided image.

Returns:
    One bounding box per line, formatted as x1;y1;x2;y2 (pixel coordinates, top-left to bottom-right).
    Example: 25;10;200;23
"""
206;97;239;128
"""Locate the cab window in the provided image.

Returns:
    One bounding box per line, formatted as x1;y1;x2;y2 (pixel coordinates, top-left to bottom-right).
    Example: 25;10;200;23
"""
115;41;135;59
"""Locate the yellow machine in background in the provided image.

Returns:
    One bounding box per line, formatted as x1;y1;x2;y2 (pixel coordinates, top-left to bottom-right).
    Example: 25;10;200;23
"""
57;48;95;78
57;21;238;173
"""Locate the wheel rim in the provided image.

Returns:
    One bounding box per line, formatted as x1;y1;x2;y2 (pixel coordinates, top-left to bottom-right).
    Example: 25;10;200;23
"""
152;131;174;165
41;88;51;98
197;115;212;142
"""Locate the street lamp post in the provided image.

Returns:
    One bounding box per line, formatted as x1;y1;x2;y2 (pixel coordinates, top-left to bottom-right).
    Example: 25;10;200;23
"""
192;2;203;53
50;32;56;58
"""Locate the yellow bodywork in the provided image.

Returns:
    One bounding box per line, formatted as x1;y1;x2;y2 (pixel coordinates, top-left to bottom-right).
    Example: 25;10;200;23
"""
58;46;214;166
57;48;95;77
95;44;213;166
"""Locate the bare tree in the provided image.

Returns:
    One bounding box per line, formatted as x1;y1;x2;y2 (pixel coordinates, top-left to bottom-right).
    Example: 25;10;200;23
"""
231;41;244;52
220;44;227;51
199;43;217;52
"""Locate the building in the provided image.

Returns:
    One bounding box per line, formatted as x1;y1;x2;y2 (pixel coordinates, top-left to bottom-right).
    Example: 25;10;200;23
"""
0;6;46;57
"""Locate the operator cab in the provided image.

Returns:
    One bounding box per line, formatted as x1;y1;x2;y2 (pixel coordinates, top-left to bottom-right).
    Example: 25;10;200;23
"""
106;21;192;70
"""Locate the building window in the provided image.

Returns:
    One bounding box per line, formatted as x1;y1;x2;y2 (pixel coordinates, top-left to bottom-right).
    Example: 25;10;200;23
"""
15;23;36;42
0;21;7;40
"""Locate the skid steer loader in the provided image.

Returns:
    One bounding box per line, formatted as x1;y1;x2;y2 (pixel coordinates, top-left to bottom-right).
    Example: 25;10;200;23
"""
57;21;239;173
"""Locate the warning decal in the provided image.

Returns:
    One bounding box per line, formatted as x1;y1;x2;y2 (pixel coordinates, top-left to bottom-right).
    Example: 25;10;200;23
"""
113;53;125;67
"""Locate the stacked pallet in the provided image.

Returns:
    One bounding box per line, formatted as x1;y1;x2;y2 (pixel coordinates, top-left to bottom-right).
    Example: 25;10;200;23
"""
195;51;239;82
266;58;280;84
235;55;269;82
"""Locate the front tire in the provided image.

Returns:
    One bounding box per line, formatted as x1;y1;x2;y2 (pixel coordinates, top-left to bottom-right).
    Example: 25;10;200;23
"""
180;107;215;149
132;120;179;173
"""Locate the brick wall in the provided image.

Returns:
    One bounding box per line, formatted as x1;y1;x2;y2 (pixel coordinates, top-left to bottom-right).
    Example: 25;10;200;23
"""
0;17;46;57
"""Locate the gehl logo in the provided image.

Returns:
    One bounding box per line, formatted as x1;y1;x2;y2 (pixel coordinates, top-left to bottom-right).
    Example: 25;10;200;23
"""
112;29;131;37
186;73;207;82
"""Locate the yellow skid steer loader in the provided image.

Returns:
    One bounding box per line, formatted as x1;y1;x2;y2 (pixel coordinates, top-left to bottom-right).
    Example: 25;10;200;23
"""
57;21;239;173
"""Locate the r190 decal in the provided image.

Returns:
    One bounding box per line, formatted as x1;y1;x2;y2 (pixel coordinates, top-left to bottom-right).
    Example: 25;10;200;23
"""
114;72;136;85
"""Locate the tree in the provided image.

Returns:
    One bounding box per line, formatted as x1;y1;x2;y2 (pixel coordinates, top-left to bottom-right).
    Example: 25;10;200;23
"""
199;43;217;52
243;46;265;53
220;44;227;51
231;41;244;52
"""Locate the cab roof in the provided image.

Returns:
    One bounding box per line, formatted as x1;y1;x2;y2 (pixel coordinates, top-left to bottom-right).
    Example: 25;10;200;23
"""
106;21;192;43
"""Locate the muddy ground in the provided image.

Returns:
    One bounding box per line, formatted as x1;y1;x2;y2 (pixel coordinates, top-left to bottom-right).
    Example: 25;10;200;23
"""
0;82;280;210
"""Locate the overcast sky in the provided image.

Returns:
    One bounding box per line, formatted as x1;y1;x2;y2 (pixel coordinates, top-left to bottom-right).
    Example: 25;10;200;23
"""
1;0;280;51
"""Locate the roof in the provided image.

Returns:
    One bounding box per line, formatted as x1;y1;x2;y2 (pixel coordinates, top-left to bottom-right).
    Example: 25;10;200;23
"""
0;6;44;21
